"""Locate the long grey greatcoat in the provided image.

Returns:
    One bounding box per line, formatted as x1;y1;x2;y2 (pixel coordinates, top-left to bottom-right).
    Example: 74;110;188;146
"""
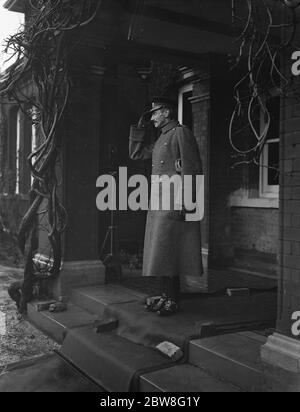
129;120;203;291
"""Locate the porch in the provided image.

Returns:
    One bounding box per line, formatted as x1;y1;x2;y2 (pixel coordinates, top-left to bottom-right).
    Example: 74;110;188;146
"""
26;271;277;392
3;0;300;392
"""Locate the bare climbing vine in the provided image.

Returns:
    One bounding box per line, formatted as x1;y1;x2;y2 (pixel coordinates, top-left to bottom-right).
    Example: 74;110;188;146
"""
230;0;300;168
0;0;101;313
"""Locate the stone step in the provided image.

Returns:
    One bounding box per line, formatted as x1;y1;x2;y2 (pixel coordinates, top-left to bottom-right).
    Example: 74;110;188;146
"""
70;284;146;316
59;325;174;392
140;364;241;392
189;331;267;392
27;302;98;344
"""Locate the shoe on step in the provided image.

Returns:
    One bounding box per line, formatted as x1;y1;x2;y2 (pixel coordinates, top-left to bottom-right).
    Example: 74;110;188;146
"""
157;298;179;316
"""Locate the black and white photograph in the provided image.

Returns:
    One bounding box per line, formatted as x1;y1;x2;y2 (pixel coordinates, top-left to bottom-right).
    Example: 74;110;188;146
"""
0;0;300;394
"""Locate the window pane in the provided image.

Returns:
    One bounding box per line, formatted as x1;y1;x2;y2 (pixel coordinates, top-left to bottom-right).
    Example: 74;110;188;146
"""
266;96;280;141
16;110;21;195
268;142;279;186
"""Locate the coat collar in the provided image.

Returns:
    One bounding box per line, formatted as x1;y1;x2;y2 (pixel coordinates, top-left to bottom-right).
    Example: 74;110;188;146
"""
160;120;180;134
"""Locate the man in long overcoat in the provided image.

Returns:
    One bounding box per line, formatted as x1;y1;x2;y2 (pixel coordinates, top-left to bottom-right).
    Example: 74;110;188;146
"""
129;97;203;314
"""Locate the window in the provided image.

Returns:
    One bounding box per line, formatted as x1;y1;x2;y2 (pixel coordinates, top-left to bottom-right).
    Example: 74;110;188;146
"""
31;107;38;186
230;95;280;209
3;105;35;196
5;106;19;195
259;96;280;198
178;85;193;130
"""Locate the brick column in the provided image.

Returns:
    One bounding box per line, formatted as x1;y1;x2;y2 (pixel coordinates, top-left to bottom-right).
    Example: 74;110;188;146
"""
261;53;300;391
49;65;107;298
189;54;234;291
190;67;211;289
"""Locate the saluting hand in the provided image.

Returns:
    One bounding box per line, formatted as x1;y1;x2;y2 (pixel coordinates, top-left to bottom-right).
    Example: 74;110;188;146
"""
137;113;149;128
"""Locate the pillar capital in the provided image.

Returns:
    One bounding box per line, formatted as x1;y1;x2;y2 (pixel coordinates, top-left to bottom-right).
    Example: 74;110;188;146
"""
189;94;211;105
136;63;153;81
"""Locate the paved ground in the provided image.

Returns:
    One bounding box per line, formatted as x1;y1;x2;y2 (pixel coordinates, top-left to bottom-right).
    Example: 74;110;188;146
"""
0;264;105;392
0;265;59;373
0;354;102;392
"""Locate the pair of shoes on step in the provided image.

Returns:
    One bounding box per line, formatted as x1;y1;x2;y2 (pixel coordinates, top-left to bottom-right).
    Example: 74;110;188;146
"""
145;293;179;316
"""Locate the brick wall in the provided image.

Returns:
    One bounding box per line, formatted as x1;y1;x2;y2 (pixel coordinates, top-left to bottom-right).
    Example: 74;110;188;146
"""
231;207;279;276
277;53;300;335
231;208;279;254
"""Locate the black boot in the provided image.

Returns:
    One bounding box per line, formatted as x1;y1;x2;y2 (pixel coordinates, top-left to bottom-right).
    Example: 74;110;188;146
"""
162;276;180;302
156;276;180;316
145;277;180;314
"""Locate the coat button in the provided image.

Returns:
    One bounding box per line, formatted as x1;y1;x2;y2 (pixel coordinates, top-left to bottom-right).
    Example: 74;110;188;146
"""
161;161;165;165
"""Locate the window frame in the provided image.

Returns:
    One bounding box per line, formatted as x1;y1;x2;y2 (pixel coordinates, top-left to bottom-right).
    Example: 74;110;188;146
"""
259;138;280;199
178;84;193;125
31;107;38;186
15;109;21;195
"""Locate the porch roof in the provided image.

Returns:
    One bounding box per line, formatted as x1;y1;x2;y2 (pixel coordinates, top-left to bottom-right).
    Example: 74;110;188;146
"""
3;0;239;56
3;0;293;58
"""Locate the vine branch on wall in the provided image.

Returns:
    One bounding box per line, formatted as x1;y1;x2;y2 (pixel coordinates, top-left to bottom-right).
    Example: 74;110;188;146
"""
230;0;300;169
0;0;101;313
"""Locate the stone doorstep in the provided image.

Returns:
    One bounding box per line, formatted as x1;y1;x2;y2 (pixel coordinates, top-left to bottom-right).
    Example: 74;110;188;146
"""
70;284;147;316
189;331;267;392
28;299;242;392
140;364;242;393
26;284;271;392
27;302;99;344
27;284;146;344
59;325;242;393
59;326;175;392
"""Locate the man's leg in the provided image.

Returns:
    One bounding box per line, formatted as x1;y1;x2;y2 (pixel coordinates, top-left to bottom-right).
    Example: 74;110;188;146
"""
154;276;180;316
162;276;180;302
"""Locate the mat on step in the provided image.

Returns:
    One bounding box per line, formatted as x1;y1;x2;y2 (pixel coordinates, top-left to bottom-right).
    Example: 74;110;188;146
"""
59;326;177;392
99;290;277;350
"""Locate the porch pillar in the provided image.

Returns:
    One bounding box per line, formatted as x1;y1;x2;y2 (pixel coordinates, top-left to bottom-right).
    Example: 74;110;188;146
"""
189;63;211;290
261;68;300;391
189;54;234;291
49;65;107;298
